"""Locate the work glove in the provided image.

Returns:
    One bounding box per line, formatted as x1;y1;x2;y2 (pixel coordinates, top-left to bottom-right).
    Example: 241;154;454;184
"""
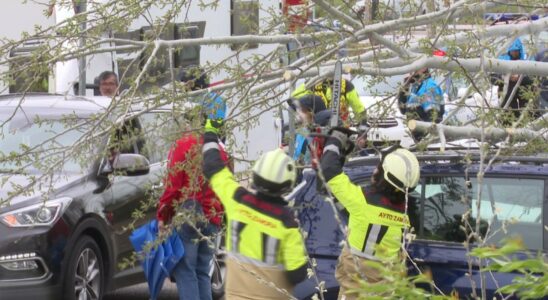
328;127;356;155
286;98;298;111
356;120;370;149
204;118;224;135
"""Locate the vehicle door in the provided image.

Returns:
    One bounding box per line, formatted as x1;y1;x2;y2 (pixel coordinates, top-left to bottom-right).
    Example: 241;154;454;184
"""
101;114;178;269
406;174;546;299
136;110;186;207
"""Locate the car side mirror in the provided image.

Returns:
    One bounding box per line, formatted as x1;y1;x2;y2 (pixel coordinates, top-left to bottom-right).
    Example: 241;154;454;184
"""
111;153;150;176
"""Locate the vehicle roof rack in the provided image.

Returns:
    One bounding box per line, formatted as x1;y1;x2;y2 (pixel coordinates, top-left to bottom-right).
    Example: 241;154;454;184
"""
346;151;548;168
483;13;544;24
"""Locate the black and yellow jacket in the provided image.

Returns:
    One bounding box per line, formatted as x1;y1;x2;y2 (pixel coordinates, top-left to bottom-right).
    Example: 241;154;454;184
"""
320;137;409;262
291;81;365;123
320;136;410;298
202;132;308;299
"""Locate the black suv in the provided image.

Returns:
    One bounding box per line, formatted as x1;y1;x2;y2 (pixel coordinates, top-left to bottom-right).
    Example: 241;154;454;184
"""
293;150;548;299
0;94;225;300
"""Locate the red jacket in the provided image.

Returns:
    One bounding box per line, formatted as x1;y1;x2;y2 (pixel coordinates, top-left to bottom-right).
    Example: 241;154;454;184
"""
156;133;228;226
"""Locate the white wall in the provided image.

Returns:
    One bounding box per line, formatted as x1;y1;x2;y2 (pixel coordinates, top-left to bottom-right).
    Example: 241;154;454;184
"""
0;1;55;94
2;0;286;169
122;0;279;82
111;1;284;170
0;2;54;40
182;1;284;170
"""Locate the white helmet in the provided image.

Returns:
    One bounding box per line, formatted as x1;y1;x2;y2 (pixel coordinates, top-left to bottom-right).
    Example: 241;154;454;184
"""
252;149;297;197
382;148;420;192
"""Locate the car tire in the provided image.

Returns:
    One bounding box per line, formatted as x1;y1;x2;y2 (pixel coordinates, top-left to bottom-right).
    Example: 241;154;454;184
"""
63;235;104;300
211;252;226;300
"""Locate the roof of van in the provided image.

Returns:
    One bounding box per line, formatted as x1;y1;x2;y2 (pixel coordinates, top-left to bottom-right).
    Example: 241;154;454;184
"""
0;93;112;112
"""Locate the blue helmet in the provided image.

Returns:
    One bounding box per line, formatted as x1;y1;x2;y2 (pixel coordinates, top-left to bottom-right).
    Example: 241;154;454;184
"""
202;92;226;120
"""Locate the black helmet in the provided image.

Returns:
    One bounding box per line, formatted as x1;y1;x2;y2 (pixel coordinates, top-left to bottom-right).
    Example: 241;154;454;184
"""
178;65;209;90
287;95;326;114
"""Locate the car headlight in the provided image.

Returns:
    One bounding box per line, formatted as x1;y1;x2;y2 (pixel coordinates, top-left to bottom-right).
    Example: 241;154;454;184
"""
0;197;72;227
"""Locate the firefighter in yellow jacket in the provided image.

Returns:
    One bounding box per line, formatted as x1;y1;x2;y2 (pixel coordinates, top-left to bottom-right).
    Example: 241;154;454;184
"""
202;120;308;299
291;79;366;123
320;128;420;300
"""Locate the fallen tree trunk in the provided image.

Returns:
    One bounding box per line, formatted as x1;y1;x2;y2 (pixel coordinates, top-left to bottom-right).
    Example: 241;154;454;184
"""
528;113;548;131
408;120;548;144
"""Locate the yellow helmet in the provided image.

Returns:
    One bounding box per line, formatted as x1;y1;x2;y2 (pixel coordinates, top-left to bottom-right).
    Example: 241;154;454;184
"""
252;149;297;197
382;148;420;192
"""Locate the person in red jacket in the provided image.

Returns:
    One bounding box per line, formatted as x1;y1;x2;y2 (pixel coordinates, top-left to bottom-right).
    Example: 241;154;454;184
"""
156;66;227;300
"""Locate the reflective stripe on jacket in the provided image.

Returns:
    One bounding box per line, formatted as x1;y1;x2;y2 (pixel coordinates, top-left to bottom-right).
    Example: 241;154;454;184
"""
320;138;409;261
327;173;409;261
202;133;308;298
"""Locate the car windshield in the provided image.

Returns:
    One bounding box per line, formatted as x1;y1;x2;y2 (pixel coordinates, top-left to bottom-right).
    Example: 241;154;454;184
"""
0;108;96;174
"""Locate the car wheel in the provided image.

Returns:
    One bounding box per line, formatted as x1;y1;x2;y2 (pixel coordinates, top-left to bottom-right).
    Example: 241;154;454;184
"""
64;235;104;300
211;252;226;300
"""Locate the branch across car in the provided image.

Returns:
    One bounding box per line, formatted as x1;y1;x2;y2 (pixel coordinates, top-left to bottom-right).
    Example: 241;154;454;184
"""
0;94;226;300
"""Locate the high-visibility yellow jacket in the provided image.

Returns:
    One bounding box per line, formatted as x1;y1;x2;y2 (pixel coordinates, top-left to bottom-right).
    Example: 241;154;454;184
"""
291;80;365;122
320;138;409;261
202;132;308;299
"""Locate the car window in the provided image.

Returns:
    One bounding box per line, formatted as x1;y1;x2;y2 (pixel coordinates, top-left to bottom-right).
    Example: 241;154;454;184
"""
138;112;186;164
471;177;543;250
419;176;544;250
109;118;145;155
0;109;95;174
420;177;470;242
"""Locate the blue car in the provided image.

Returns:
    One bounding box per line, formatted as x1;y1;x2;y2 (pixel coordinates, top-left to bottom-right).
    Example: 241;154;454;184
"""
293;152;548;299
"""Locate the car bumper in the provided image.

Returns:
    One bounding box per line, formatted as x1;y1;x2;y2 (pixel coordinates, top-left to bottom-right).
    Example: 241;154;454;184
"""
0;273;62;300
0;221;69;299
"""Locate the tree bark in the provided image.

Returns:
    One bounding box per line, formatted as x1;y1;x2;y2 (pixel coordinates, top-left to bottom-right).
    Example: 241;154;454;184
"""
408;120;548;142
